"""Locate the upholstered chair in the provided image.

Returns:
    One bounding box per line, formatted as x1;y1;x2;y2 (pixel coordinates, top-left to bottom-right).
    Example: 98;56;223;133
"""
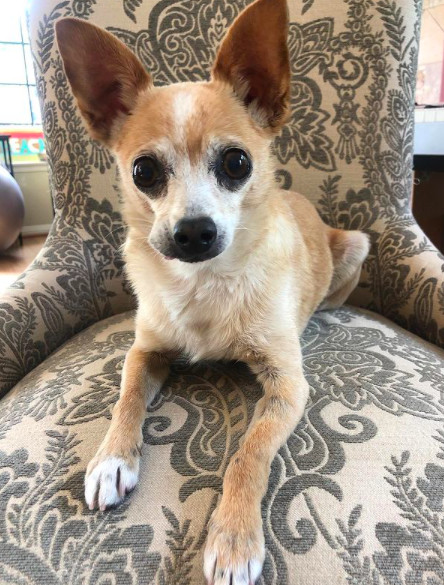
0;1;443;583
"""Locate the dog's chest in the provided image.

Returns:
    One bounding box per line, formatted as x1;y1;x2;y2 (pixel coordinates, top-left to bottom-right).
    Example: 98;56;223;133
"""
153;268;268;360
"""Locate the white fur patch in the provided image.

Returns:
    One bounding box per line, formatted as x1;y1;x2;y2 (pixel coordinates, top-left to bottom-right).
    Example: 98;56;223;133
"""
203;537;264;584
85;455;139;511
172;91;196;137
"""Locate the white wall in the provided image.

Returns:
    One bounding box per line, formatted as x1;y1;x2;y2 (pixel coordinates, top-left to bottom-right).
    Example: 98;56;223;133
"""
14;162;53;235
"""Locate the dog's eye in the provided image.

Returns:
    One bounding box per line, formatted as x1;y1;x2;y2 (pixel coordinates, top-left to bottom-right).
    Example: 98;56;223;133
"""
132;156;162;192
221;148;251;181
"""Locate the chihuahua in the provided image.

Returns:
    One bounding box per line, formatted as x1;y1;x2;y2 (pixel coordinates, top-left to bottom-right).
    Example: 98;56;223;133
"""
56;0;369;583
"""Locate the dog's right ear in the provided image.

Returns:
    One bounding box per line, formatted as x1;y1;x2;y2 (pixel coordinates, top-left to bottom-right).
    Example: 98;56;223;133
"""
55;18;151;145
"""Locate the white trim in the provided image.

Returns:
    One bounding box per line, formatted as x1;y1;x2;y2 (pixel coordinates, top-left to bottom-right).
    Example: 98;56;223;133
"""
424;109;437;123
415;109;425;123
21;223;51;235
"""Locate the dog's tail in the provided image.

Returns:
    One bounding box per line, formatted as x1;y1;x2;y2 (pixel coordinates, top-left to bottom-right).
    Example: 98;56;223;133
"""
320;229;370;310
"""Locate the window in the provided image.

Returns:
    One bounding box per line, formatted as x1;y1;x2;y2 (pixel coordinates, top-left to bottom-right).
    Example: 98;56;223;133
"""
0;2;45;164
416;0;444;106
0;2;40;126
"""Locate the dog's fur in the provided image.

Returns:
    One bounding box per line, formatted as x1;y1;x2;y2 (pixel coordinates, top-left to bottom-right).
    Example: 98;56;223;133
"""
56;1;369;583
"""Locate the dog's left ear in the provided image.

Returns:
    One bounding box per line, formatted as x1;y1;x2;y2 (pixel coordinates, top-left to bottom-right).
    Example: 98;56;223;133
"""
212;0;290;130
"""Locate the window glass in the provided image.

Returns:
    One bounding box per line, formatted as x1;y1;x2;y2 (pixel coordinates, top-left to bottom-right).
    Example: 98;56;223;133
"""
24;44;35;84
0;8;22;43
0;5;42;132
0;44;27;84
0;85;32;125
20;13;30;44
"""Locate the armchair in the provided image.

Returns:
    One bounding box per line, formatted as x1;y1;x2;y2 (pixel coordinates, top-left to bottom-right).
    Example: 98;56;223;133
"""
0;1;443;583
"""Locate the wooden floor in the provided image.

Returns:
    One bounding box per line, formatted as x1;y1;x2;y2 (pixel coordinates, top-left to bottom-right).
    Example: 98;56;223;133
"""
0;235;47;294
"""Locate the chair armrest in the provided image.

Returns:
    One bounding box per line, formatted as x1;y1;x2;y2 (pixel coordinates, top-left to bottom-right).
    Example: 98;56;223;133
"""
365;219;444;347
0;224;134;398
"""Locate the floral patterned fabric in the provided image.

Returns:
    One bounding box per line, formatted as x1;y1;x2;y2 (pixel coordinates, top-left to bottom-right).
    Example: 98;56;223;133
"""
1;0;444;583
1;308;443;584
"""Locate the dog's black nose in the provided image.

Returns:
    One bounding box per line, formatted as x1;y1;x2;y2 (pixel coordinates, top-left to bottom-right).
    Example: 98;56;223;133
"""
173;217;217;257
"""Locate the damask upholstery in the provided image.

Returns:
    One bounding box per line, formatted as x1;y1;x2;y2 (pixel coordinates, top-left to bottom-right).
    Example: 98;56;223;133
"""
1;307;444;584
0;0;443;583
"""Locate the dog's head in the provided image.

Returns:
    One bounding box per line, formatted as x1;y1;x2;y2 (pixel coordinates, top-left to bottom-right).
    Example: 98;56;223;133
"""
56;0;290;264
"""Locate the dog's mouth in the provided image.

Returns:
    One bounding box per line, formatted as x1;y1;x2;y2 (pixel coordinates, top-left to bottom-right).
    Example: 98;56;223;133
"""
163;247;223;263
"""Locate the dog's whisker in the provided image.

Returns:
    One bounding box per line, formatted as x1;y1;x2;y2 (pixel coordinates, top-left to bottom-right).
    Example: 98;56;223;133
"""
236;223;253;232
103;226;127;243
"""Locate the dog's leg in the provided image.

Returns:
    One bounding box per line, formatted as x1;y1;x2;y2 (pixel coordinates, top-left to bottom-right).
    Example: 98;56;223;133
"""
84;341;172;510
204;340;308;585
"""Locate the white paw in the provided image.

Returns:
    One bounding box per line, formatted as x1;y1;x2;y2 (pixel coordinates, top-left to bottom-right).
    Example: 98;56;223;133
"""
85;455;139;511
204;522;265;585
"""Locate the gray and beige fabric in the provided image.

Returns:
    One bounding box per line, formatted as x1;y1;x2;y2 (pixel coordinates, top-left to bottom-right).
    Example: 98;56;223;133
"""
1;1;443;583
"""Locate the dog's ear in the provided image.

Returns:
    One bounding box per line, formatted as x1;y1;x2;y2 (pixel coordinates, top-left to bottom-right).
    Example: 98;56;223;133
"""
212;0;290;130
56;18;151;145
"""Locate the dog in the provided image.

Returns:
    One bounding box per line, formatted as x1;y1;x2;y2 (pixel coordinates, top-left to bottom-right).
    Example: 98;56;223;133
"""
56;1;369;582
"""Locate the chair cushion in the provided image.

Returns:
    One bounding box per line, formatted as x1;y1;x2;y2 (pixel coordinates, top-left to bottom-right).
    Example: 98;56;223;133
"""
0;307;443;585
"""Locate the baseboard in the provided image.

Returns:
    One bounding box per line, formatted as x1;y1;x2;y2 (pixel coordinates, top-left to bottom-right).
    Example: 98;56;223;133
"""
14;162;50;173
21;224;52;236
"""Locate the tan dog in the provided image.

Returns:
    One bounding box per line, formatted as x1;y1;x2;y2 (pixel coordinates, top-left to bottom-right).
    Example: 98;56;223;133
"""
56;1;369;583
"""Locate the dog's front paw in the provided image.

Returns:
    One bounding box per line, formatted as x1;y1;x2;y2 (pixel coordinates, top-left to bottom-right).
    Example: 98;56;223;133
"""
204;508;265;585
85;453;139;511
